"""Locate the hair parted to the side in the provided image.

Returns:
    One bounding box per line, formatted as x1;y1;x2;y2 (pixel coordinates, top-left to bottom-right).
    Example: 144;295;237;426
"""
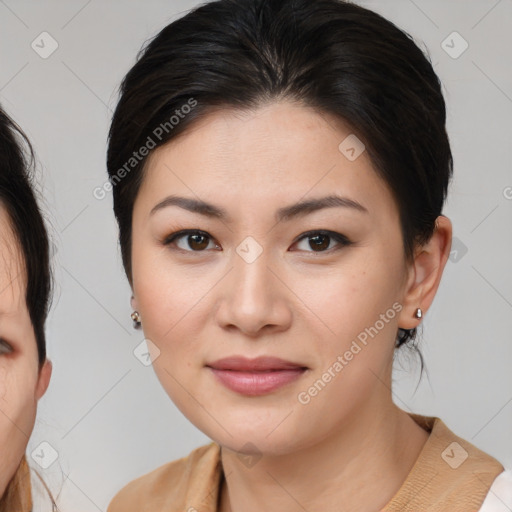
106;0;453;355
0;107;53;366
0;107;55;510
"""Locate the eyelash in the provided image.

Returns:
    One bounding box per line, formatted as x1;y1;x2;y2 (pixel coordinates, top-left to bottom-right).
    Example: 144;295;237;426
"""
162;229;353;254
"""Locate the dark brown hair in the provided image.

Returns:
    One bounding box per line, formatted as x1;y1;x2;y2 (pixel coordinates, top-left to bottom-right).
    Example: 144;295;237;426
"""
0;107;52;365
0;106;54;510
107;0;453;350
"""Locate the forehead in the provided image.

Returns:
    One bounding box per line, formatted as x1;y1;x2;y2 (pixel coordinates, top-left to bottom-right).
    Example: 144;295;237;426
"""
0;206;26;313
138;101;398;222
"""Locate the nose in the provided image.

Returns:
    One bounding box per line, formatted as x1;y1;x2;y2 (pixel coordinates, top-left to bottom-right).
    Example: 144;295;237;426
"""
215;245;293;337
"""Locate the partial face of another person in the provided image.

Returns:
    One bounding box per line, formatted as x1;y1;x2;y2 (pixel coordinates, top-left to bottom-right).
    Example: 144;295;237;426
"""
0;206;51;497
130;101;448;455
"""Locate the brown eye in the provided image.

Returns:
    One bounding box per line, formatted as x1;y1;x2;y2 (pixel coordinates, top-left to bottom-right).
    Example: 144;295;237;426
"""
164;230;219;252
307;233;330;251
292;230;352;253
186;233;210;251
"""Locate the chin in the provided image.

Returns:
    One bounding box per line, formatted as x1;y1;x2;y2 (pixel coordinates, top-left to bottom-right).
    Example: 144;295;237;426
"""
200;417;310;456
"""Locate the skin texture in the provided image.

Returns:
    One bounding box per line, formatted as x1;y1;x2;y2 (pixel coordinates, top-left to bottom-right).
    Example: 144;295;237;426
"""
0;206;52;498
130;101;452;511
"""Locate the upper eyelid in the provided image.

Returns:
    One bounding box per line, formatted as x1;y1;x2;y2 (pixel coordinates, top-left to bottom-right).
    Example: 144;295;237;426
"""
164;229;216;244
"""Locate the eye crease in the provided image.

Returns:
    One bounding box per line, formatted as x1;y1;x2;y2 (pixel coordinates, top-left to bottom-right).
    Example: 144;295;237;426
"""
162;229;353;254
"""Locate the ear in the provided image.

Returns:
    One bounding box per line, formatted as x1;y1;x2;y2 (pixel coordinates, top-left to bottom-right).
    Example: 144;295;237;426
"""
35;359;52;401
397;215;452;330
130;294;138;311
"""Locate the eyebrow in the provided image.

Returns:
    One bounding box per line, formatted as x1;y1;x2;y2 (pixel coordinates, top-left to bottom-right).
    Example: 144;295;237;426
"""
150;194;369;223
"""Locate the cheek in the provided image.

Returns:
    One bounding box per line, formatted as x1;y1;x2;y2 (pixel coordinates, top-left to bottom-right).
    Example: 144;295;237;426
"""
0;364;38;430
133;245;214;352
0;366;38;496
132;251;223;413
299;253;404;347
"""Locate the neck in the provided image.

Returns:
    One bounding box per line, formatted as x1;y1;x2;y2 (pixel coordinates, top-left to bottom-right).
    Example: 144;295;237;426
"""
219;398;429;512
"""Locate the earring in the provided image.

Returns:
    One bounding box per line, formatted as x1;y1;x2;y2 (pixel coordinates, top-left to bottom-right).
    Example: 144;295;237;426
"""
414;308;422;319
131;311;141;329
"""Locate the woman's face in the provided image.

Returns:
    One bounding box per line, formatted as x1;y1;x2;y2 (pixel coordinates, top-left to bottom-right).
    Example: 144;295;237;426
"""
130;101;440;455
0;206;51;496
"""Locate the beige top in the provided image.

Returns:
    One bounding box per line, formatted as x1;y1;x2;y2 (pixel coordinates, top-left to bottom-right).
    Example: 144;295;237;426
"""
107;414;505;512
1;455;32;512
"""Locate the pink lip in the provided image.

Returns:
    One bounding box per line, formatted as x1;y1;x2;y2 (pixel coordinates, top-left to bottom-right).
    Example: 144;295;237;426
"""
206;356;307;396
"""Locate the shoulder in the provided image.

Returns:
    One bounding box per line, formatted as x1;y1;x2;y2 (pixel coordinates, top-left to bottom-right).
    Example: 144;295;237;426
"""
479;469;512;512
383;414;507;511
421;415;505;492
107;441;221;512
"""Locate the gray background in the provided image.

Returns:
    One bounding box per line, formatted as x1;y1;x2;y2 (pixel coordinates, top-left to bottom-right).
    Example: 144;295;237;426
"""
0;0;510;510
